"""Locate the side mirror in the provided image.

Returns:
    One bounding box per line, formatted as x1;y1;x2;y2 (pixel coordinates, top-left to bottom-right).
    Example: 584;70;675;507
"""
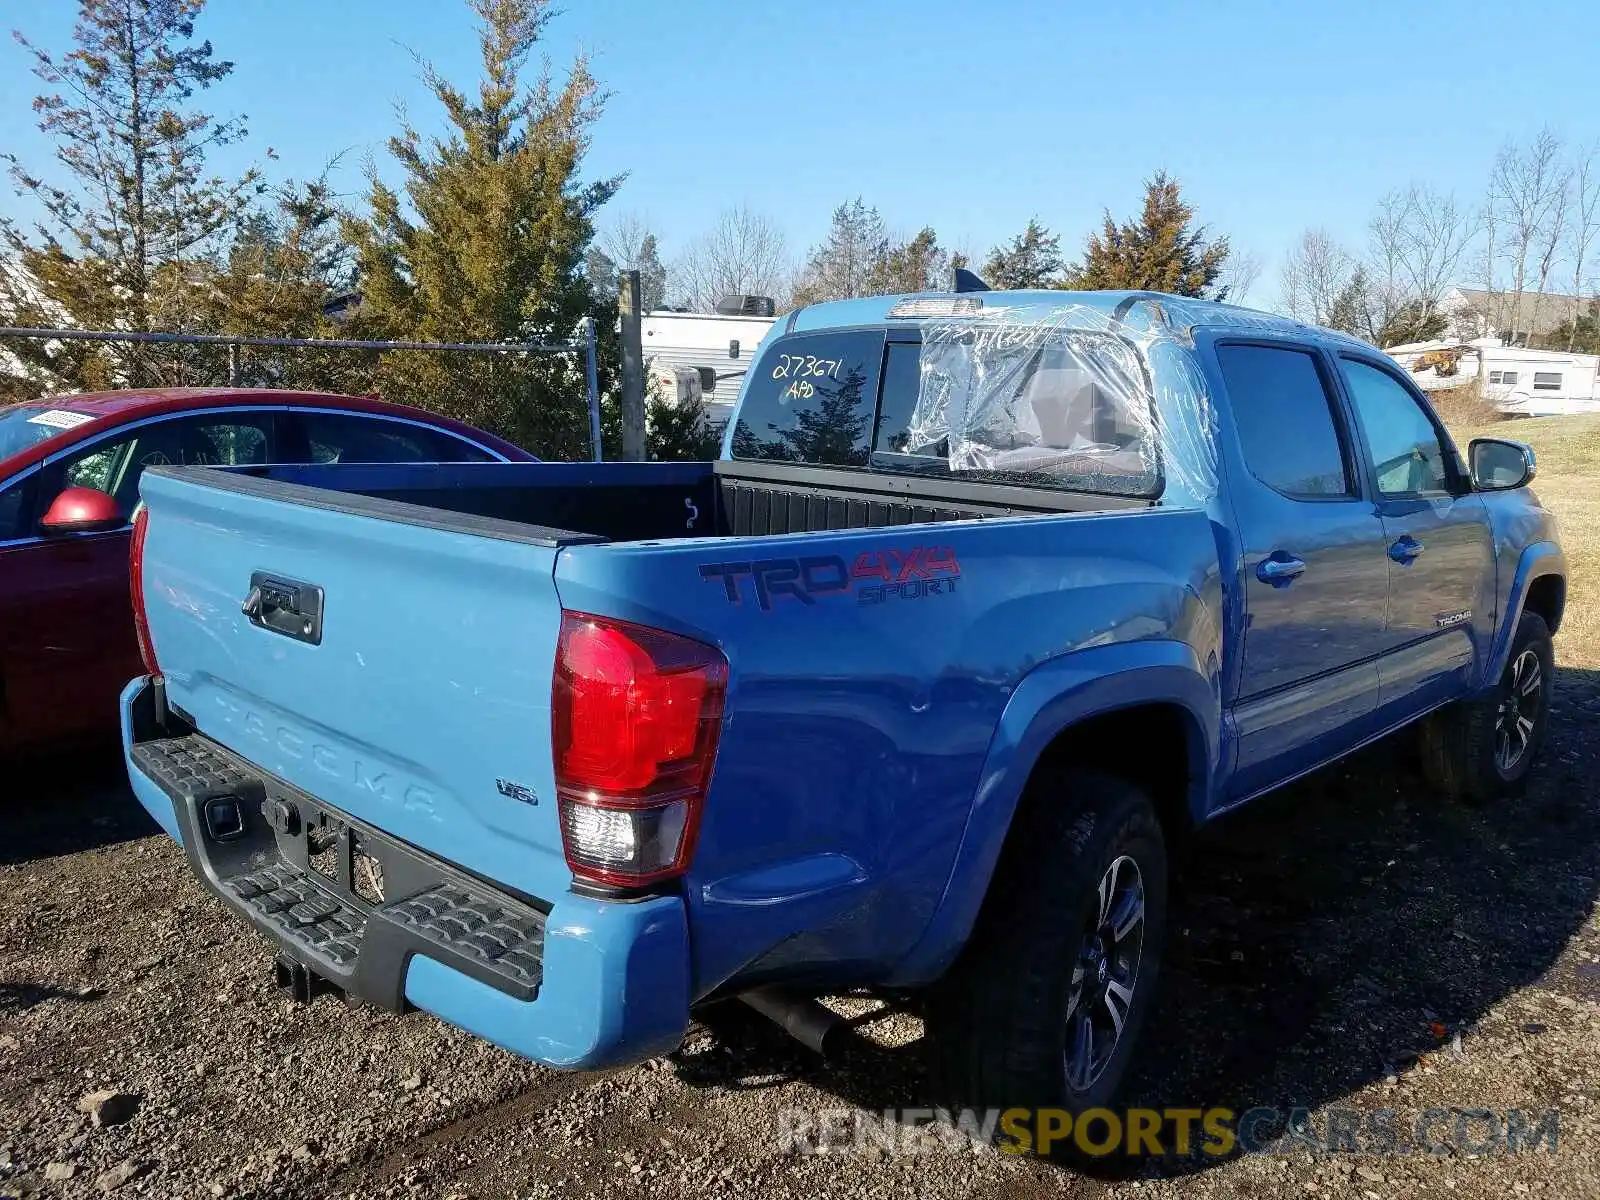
39;486;126;535
1468;438;1537;491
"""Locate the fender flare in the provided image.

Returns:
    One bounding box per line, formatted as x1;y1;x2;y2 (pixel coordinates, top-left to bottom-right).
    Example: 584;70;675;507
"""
888;640;1219;985
1486;542;1566;684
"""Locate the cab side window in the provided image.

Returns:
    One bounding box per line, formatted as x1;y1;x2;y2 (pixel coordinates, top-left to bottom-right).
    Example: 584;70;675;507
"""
1216;344;1353;498
1340;359;1453;497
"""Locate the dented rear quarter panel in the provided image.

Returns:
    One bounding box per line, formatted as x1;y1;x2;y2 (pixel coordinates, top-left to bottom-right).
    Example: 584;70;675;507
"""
553;503;1224;996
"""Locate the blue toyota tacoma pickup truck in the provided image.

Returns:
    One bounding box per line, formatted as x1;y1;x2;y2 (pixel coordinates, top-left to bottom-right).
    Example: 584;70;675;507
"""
121;289;1564;1127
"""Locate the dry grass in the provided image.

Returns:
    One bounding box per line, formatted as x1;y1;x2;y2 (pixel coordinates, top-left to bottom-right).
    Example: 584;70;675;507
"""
1448;413;1600;667
1430;382;1505;430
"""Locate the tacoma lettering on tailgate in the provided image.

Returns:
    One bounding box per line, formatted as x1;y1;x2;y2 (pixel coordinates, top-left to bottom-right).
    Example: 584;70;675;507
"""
211;694;440;820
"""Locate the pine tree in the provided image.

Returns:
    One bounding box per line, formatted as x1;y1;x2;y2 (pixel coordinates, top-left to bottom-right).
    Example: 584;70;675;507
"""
342;0;620;457
0;0;261;395
633;234;668;312
199;178;374;391
792;199;891;304
982;220;1063;289
1327;267;1375;341
1376;301;1449;348
872;227;950;294
644;392;720;460
1547;299;1600;355
584;247;620;307
1067;172;1229;298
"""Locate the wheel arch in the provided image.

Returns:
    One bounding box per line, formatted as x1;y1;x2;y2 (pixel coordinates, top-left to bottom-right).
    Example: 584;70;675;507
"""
887;641;1219;985
1488;542;1566;683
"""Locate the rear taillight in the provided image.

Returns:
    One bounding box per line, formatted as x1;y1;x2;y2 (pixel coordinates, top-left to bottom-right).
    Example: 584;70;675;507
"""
129;505;159;676
552;612;727;887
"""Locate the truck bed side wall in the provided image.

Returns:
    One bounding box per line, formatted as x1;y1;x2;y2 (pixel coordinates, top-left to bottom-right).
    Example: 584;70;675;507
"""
551;505;1224;998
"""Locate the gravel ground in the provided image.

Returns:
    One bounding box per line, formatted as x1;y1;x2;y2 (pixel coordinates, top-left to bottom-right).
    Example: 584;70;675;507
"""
4;665;1598;1200
6;426;1596;1200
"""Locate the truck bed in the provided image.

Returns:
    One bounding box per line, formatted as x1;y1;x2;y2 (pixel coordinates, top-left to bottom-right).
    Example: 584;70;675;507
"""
128;434;1217;1069
215;458;1150;547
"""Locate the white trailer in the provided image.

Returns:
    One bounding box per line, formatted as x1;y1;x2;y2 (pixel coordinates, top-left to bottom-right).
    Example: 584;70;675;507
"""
1388;339;1600;416
1479;346;1600;416
641;308;777;427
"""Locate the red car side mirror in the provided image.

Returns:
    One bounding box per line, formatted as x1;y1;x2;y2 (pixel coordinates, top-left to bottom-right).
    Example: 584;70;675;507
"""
39;486;126;536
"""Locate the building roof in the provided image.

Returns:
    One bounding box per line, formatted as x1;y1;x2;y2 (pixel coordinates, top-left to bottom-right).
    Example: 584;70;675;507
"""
1451;288;1588;338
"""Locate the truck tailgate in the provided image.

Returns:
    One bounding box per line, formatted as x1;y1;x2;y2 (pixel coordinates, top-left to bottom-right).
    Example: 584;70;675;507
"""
136;468;575;902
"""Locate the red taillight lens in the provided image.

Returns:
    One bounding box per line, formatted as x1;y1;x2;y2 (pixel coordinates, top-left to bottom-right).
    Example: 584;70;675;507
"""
129;505;159;676
553;612;727;886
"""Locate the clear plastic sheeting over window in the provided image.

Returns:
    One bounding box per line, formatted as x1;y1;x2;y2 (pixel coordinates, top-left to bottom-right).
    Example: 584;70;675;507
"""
904;301;1220;502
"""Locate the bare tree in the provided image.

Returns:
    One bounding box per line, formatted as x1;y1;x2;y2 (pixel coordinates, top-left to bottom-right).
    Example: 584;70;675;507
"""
600;212;655;267
1219;248;1264;305
672;204;791;312
1365;190;1414;338
1565;140;1600;350
1390;185;1477;330
1472;193;1501;339
1533;174;1570;306
1488;128;1568;343
596;211;668;310
1277;229;1355;324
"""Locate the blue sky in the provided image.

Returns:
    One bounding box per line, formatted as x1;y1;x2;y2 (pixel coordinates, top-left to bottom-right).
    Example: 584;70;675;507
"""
4;0;1599;302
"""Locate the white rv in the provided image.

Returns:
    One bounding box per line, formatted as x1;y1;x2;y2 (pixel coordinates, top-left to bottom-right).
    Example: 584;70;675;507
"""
1479;346;1600;416
641;300;777;428
1388;338;1600;416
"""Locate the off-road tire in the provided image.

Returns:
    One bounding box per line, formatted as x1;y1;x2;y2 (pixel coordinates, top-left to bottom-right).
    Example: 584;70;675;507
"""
1420;611;1554;803
926;771;1167;1159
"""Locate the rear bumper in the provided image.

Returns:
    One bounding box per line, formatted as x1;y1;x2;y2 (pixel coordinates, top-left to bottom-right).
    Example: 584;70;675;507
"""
120;677;690;1069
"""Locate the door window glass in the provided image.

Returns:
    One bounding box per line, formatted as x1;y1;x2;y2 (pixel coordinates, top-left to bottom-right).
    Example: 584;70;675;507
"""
0;475;39;540
1216;344;1351;498
54;415;274;516
1340;359;1452;497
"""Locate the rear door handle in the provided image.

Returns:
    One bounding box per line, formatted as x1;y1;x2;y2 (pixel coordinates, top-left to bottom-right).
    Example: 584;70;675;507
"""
1256;554;1306;585
1388;536;1426;564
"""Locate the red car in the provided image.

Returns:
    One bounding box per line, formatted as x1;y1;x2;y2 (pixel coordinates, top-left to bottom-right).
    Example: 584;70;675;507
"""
0;388;532;757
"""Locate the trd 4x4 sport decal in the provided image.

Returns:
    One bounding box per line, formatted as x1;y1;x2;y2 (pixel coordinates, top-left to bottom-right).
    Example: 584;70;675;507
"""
700;547;961;612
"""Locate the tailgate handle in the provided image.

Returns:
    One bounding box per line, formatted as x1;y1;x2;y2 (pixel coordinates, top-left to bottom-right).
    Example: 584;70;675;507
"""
243;572;324;646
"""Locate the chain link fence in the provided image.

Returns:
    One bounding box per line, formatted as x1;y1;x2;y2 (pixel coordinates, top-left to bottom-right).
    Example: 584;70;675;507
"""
0;323;604;461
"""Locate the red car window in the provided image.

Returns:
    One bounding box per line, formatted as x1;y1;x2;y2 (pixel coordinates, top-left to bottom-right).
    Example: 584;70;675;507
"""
296;411;495;464
0;405;96;460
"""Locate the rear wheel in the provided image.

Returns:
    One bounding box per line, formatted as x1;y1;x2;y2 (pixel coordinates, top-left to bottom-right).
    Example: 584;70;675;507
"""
1420;611;1554;802
927;771;1167;1157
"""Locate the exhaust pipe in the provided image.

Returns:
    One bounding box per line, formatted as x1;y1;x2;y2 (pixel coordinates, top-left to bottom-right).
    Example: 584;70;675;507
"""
738;987;845;1056
272;955;337;1005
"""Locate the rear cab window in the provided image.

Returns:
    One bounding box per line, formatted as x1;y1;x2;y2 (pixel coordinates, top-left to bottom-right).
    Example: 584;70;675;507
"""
730;328;1162;498
730;332;880;467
